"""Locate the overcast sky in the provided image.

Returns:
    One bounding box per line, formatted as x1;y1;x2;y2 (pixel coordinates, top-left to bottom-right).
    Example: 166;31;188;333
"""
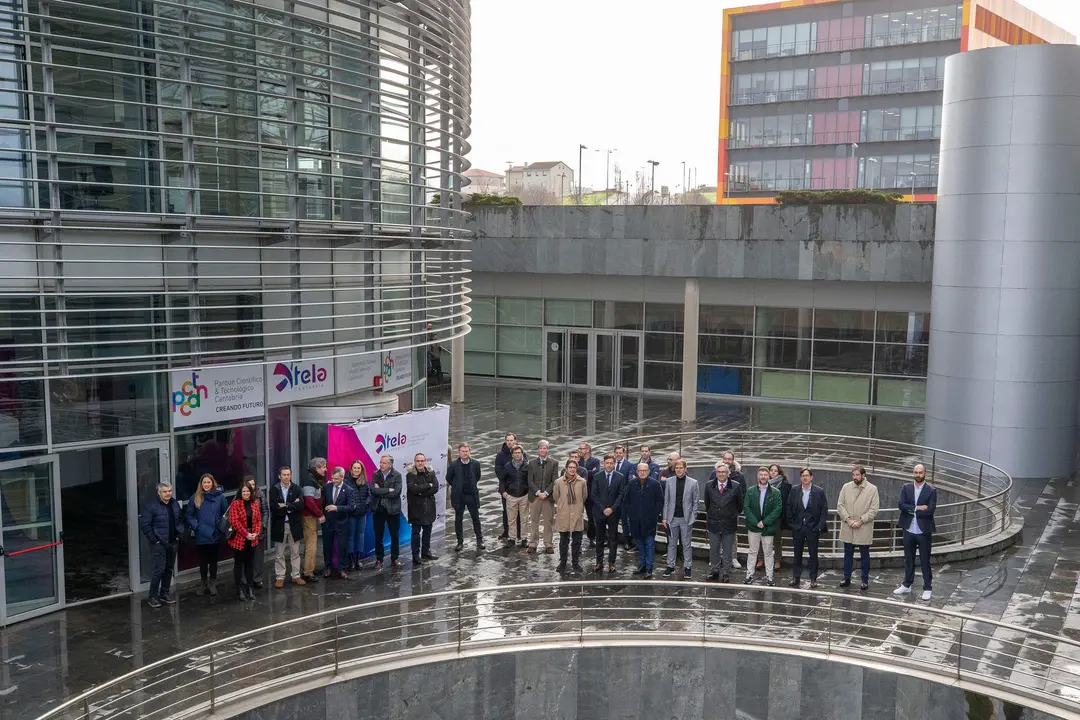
468;0;1080;192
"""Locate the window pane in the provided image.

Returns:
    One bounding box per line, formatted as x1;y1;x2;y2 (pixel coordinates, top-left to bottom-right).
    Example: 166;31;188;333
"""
464;324;496;352
755;337;811;370
644;362;681;391
497;326;542;354
877;311;929;343
755;306;811;338
812;340;874;373
471;296;496;325
755;370;810;400
644;303;683;332
644;333;683;362
497;354;541;380
464;351;495;376
811;374;870;404
544;299;592;327
496;297;542;327
875;344;929;376
594;301;643;330
875;377;926;408
699;336;753;365
814;309;875;341
698;366;752;395
700;305;753;335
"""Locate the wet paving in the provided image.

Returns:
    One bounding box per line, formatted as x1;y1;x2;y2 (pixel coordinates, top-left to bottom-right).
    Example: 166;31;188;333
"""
3;385;1080;720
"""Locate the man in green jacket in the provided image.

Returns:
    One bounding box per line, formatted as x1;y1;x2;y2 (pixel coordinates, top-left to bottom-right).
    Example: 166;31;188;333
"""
743;466;783;586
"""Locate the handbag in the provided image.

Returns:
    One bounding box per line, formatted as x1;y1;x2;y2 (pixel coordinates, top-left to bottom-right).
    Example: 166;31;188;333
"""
217;508;231;537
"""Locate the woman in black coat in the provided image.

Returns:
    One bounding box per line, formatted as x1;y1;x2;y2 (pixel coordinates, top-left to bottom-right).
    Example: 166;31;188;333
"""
768;464;793;571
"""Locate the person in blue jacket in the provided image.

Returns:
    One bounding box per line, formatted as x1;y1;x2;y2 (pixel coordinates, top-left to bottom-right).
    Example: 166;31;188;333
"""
139;481;182;608
624;462;665;578
185;473;228;597
346;460;372;571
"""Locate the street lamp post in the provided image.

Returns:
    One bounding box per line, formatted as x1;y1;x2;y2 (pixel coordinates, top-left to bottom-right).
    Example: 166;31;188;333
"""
910;171;917;202
594;148;617;204
647;160;659;202
681;160;686;202
578;144;587;205
558;172;566;202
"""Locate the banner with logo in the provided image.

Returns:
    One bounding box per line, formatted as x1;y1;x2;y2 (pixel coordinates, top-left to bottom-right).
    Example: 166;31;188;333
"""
380;347;413;392
170;366;265;429
266;358;335;406
327;404;450;556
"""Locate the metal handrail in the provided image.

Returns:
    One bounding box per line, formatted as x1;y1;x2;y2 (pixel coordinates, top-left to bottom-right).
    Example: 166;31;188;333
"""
593;431;1013;552
35;581;1080;720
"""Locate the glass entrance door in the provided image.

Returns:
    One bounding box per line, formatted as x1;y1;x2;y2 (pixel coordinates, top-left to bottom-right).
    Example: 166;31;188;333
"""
0;455;64;623
618;332;643;391
126;440;171;592
568;331;591;386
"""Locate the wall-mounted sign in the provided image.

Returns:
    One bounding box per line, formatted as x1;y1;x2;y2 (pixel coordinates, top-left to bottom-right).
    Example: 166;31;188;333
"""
266;359;335;406
336;350;382;394
170;366;265;429
381;347;413;392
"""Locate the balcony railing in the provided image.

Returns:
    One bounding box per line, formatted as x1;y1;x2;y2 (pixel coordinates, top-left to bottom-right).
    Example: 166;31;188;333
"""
730;23;962;61
728;125;941;150
34;581;1080;720
731;77;945;106
727;174;938;194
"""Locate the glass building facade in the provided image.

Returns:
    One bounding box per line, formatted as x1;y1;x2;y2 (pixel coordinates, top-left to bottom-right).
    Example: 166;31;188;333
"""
0;0;471;624
465;297;928;410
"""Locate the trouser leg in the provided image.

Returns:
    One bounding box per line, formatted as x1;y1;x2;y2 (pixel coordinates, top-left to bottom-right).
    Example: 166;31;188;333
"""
467;499;482;540
807;533;820;580
302;515;318;575
902;531;916;588
918;534;933;590
761;536;775;581
721;532;735;577
843;542;855;580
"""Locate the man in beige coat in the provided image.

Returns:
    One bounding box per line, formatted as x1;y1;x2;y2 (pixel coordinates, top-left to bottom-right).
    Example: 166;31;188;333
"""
836;464;880;590
552;459;588;574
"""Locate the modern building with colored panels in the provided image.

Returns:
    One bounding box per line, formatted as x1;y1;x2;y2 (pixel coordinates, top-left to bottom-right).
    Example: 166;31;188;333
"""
717;0;1074;204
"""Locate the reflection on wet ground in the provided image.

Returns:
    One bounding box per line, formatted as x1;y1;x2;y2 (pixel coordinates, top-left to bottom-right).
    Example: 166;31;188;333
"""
5;385;1079;720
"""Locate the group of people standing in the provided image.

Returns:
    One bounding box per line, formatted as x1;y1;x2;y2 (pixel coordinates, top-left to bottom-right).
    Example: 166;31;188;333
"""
479;434;937;596
140;436;940;607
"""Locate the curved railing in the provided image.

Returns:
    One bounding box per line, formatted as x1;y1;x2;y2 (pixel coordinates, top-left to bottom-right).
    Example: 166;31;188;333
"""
36;582;1080;720
594;431;1014;555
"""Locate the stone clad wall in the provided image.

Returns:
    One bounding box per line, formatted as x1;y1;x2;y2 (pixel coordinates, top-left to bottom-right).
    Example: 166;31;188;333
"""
229;646;1061;720
468;204;935;282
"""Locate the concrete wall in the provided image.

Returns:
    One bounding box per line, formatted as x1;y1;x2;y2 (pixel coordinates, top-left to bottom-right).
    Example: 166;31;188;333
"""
925;45;1080;479
229;646;1061;720
468;204;935;283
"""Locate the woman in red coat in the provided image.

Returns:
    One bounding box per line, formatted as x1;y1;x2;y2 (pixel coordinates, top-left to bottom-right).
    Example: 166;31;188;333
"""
228;484;262;602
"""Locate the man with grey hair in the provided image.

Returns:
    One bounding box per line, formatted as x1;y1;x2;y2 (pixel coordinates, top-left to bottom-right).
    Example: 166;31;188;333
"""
139;482;181;608
300;456;327;582
527;440;559;554
322;465;356;579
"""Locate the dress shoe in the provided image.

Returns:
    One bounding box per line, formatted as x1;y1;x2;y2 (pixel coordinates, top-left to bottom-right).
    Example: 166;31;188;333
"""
720;575;730;583
455;542;464;551
594;563;604;573
413;556;423;565
571;563;584;574
545;547;555;554
274;579;285;589
526;546;537;554
860;582;869;591
789;579;801;587
252;580;263;590
607;564;616;574
809;581;819;589
633;565;647;576
476;539;486;550
557;561;567;572
323;568;332;578
338;571;348;579
293;577;306;585
706;572;720;582
643;572;654;579
374;561;383;570
391;560;403;569
838;578;852;588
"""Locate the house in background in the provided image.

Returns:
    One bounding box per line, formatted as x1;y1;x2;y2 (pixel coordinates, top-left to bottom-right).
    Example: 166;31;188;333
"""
464;168;505;195
506;161;575;200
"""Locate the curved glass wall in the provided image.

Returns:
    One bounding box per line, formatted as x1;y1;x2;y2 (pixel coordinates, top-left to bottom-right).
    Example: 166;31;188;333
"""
0;0;473;450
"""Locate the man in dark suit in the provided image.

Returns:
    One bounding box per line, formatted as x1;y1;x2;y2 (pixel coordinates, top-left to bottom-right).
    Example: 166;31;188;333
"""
704;463;744;582
613;444;636;550
494;433;525;541
590;454;627;573
894;463;937;601
322;466;357;579
447;442;485;552
786;467;828;588
577;442;601;545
